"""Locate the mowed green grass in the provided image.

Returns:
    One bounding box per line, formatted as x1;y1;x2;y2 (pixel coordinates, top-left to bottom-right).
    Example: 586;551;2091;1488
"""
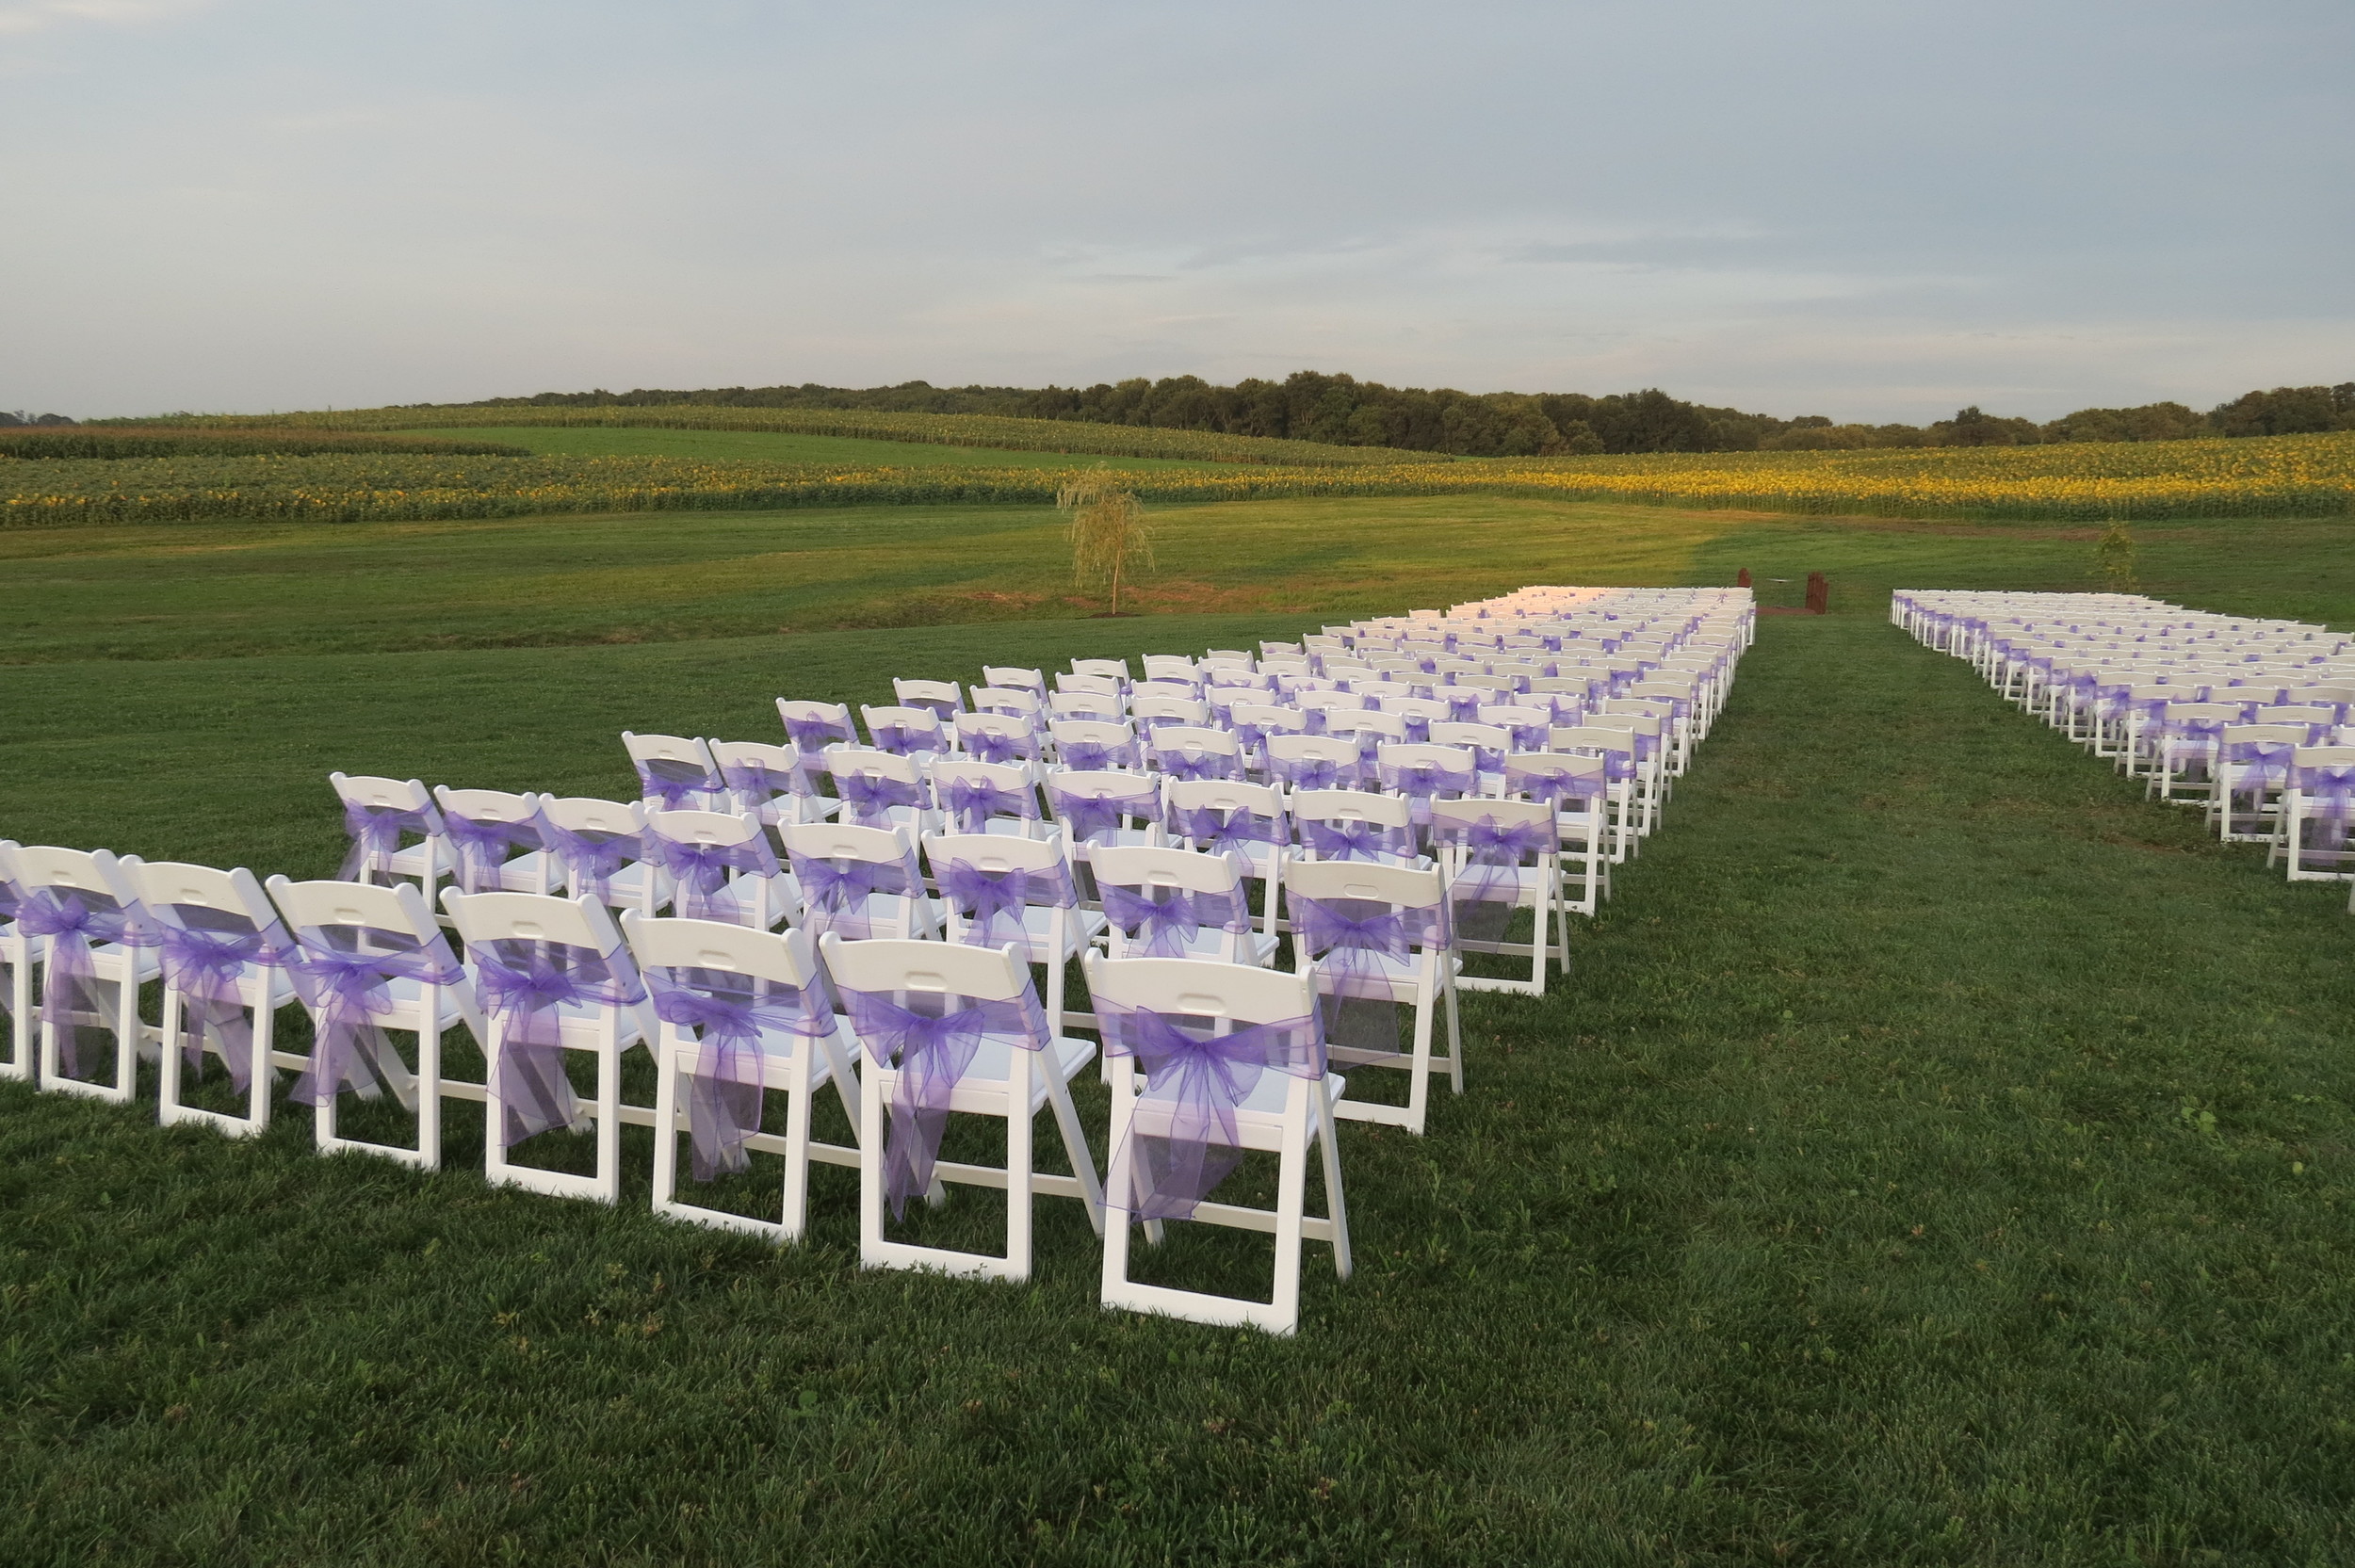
408;424;1242;472
11;493;2355;663
5;508;2355;1561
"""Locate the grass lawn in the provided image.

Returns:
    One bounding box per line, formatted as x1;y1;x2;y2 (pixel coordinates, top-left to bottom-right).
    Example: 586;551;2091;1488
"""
406;425;1242;472
5;503;2355;1562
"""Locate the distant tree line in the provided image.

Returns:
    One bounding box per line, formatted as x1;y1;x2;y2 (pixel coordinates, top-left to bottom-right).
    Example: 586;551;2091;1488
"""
0;411;75;427
468;372;2355;456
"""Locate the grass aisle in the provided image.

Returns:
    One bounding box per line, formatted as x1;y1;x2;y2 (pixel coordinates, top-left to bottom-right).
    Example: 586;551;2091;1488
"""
5;613;2353;1564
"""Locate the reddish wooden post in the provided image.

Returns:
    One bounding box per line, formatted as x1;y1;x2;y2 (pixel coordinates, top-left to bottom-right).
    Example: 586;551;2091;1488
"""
1806;572;1828;614
1736;568;1752;588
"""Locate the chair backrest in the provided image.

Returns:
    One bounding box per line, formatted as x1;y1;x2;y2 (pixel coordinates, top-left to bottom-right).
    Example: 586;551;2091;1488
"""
1375;742;1476;787
7;845;127;908
1428;796;1553;845
2223;724;2311;746
1227;703;1305;734
1325;709;1411;743
819;932;1030;1002
2162;703;2246;722
2290;745;2355;770
779;818;918;871
442;888;630;956
1048;691;1127;722
1291;788;1413;830
1152;725;1241;756
1133;695;1212;728
622;732;719;774
1429;721;1510;755
1091;843;1246;897
776;699;856;751
1071;657;1133;684
1266;735;1362;767
435;786;542;825
1353;680;1421;703
1049;719;1142;768
620;910;822;988
892;678;965;716
2256;705;2339;725
2284;685;2355;703
929;757;1043;831
825;747;925;786
1058;672;1125;698
922;831;1068;878
969;687;1046;722
1379;696;1453;723
330;771;432;815
708;738;809;795
1165;777;1285;822
1083;951;1316;1031
118;858;280;938
861;705;947;752
1285;857;1445;917
981;666;1047;694
955;711;1043;758
1584;712;1664;738
1293;690;1367;715
1141;655;1198;684
540;796;647;838
267;874;443;945
643;807;772;856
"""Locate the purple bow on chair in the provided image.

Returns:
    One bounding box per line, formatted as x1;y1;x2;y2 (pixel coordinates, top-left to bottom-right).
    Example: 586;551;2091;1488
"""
1156;746;1239;783
963;727;1037;767
1443;690;1486;723
936;857;1076;947
647;963;838;1181
18;886;149;1078
1504;759;1602;810
788;852;917;940
1300;817;1416;863
2224;739;2296;795
833;769;925;829
722;760;812;814
471;938;645;1148
1271;752;1350;791
782;714;853;753
1097;998;1324;1221
1100;881;1250;957
839;984;1048;1219
1435;816;1556;946
941;778;1037;835
542;821;642;908
644;832;776;926
1490;718;1551;752
285;924;463;1107
1057;737;1138;772
1048;780;1161;846
636;757;720;812
869;721;943;758
1170;804;1286;860
444;811;545;895
1290;894;1447;1056
1379;759;1475;826
337;800;435;881
155;905;290;1095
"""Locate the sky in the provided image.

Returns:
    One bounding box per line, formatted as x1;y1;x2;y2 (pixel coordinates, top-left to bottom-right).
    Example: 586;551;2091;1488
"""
3;0;2350;424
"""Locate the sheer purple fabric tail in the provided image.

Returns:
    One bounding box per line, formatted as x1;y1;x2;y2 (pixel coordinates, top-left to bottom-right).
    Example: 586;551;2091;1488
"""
471;939;646;1148
18;887;148;1079
840;986;1048;1218
647;963;837;1181
285;927;465;1107
937;858;1075;948
156;910;289;1095
337;800;434;881
1096;1000;1323;1221
1291;894;1447;1056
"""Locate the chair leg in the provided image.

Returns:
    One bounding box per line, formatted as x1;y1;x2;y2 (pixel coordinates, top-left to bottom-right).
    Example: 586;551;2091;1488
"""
780;1049;817;1241
1316;1084;1352;1280
1268;1111;1310;1335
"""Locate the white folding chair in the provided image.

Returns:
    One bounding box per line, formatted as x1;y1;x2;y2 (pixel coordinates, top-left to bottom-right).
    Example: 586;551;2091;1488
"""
1134;694;1213;732
442;889;658;1204
642;808;799;929
268;875;485;1170
1502;752;1612;913
923;830;1103;1036
892;678;966;719
710;737;833;827
861;704;951;759
1048;690;1128;724
1048;719;1143;771
780;821;942;941
623;913;862;1242
1091;845;1274;966
330;772;444;893
820;934;1103;1282
776;699;857;756
981;666;1047;696
622;732;726;812
1070;658;1132;687
1549;726;1641;862
1162;778;1289;937
1151;725;1245;783
432;787;556;895
955;711;1045;768
823;747;933;832
1284;858;1461;1136
2272;745;2355;881
0;843;29;1081
1086;954;1351;1335
12;846;157;1103
540;796;668;915
1427;798;1561;996
116;857;297;1136
929;757;1048;838
1289;789;1421;869
1141;655;1200;687
1265;734;1365;794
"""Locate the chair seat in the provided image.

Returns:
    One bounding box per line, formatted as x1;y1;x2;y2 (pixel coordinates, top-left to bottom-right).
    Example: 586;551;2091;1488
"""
359;974;479;1034
478;850;556;892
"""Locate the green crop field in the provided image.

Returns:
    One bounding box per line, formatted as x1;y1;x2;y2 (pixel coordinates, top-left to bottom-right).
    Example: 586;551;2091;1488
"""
407;424;1240;471
5;493;2355;1563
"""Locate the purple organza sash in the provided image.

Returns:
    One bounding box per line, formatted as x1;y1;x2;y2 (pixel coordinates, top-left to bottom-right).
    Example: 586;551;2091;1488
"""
1170;804;1286;860
1268;750;1353;791
285;925;463;1107
19;887;148;1078
1097;998;1324;1221
941;778;1038;835
1057;736;1141;771
833;768;925;829
2224;740;2296;794
936;857;1076;947
338;800;434;881
781;711;854;752
962;726;1039;767
543;821;642;908
1100;881;1251;956
644;832;777;926
471;938;645;1148
1379;757;1475;800
2296;764;2355;864
722;759;812;812
869;720;944;757
1156;744;1240;782
1300;817;1417;862
788;851;918;940
646;962;837;1181
156;905;290;1095
839;985;1048;1218
1291;893;1447;1055
1435;816;1557;946
1048;779;1162;846
445;811;545;895
1443;690;1486;723
1504;758;1605;808
636;757;720;812
1488;716;1551;752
